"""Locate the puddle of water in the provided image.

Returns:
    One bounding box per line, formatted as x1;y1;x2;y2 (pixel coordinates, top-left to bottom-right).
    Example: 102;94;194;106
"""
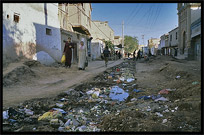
109;86;129;101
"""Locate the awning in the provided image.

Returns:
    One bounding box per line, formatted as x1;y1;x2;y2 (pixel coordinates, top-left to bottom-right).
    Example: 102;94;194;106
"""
72;25;91;36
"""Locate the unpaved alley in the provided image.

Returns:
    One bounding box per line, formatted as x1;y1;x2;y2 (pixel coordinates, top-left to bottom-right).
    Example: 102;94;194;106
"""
2;56;201;132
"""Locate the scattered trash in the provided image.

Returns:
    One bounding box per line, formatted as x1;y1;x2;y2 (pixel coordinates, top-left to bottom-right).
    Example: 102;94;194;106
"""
38;110;62;121
9;119;17;123
158;89;170;94
86;90;94;95
176;76;181;79
155;112;163;117
108;76;112;79
162;119;167;123
119;77;125;81
192;81;199;85
175;107;178;110
60;98;68;102
138;95;151;100
155;97;168;102
3;110;9;120
131;98;137;101
92;91;100;99
171;110;175;112
127;78;134;83
146;108;151;112
109;86;129;101
56;103;64;108
151;94;161;100
24;108;34;116
133;89;143;93
52;108;67;114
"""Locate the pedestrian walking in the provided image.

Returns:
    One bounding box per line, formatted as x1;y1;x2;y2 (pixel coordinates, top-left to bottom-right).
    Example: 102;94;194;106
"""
78;40;86;70
133;50;136;61
118;51;121;59
103;46;110;67
63;37;74;68
137;50;141;60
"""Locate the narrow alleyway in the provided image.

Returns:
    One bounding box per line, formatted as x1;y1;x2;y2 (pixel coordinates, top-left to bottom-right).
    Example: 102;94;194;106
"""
3;56;201;132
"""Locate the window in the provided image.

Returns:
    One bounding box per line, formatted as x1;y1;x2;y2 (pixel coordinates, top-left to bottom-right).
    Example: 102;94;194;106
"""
46;28;52;35
14;14;20;23
77;34;80;39
170;35;172;41
7;14;9;19
176;32;177;40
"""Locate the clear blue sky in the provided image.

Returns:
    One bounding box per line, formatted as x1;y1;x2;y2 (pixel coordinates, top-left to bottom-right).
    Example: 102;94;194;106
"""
91;3;178;45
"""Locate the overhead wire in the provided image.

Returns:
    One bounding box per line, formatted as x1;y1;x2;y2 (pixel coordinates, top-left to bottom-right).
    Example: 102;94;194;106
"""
126;4;143;25
125;4;141;25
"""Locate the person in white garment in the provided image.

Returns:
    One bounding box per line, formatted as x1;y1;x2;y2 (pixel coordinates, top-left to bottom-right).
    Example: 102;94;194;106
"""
78;41;86;70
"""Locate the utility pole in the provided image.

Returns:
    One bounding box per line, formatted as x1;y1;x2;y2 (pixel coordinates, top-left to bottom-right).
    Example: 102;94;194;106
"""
122;20;124;58
142;35;144;45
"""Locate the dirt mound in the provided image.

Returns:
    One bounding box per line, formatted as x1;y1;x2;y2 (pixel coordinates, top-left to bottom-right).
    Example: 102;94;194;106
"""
23;60;42;67
3;65;37;87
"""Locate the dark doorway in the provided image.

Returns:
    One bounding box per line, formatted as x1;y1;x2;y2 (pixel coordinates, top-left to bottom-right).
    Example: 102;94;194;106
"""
182;31;186;54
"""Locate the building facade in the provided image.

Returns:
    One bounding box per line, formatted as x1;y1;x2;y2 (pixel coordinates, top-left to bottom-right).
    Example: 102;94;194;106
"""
3;3;62;65
177;3;201;60
168;27;179;57
90;21;114;44
148;38;160;55
90;20;114;60
58;3;92;63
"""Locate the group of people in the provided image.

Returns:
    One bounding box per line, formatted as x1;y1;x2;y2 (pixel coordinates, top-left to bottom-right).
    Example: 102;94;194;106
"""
133;49;142;61
63;37;87;70
115;51;122;59
63;37;124;69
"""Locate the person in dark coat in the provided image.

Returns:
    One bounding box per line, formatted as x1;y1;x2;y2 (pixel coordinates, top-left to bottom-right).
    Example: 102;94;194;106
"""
137;50;141;60
118;51;121;59
103;46;110;67
133;50;136;61
63;37;74;68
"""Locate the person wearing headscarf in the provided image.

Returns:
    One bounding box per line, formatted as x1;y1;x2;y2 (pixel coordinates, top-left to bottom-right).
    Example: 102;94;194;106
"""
78;40;86;70
63;37;74;68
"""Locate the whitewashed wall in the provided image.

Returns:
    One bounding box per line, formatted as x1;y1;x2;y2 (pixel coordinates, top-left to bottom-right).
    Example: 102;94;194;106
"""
3;3;62;65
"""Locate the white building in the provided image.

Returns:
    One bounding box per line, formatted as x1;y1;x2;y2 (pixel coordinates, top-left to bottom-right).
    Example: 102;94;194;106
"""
3;3;62;65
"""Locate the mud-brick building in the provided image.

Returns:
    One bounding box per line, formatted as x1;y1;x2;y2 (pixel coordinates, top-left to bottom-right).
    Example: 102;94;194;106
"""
3;3;62;65
58;3;92;63
177;3;201;60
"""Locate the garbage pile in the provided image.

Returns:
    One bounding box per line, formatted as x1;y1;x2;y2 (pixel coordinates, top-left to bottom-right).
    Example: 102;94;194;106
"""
2;59;201;132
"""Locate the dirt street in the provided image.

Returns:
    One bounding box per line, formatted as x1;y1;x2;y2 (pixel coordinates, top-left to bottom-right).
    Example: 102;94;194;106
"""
3;59;123;107
2;56;201;132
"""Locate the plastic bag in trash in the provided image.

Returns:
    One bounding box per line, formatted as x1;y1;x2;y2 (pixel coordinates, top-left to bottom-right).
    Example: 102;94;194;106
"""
3;110;9;120
52;108;67;114
154;97;168;102
151;94;161;100
133;89;143;93
38;110;62;121
158;89;170;94
127;78;134;82
192;81;199;85
56;103;64;108
109;86;129;101
138;95;151;100
24;109;34;116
